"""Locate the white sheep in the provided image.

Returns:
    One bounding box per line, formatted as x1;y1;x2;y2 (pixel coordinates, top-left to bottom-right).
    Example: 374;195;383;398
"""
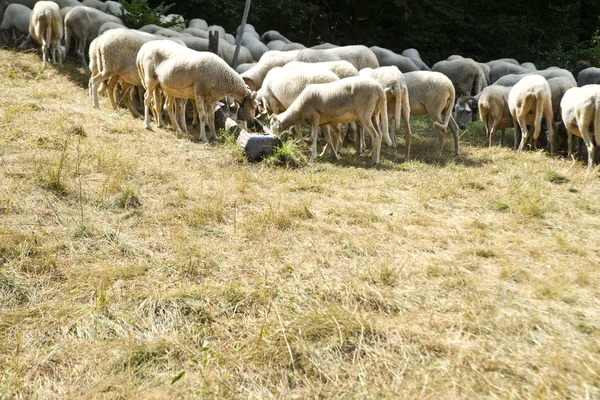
241;50;300;91
508;75;555;152
82;0;104;10
0;3;31;46
560;84;600;170
477;85;513;147
272;76;390;164
136;40;257;142
403;71;460;155
63;5;123;70
260;30;290;44
104;1;122;15
560;85;600;169
258;63;341;142
359;66;412;160
266;39;286;51
29;1;62;68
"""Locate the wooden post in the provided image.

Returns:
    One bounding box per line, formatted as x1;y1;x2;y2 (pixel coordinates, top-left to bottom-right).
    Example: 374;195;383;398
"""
232;0;252;68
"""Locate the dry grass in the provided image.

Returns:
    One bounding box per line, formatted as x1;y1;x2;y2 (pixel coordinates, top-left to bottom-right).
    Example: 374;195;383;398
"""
1;49;599;399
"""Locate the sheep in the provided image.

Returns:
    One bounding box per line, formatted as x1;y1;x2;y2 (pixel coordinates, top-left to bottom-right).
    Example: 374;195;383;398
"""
311;43;338;50
282;42;305;51
478;62;491;87
188;18;208;31
63;5;123;70
359;66;412;160
103;0;121;15
29;1;62;68
139;24;162;34
97;21;125;36
369;46;419;73
560;85;600;169
572;60;591;81
82;0;103;10
432;59;484;97
508;74;555;152
488;62;529;83
258;63;341;142
224;33;235;45
454;94;480;130
494;68;577;88
0;3;31;46
90;29;166;111
487;58;520;68
447;55;463;61
182;27;209;39
260;30;290;44
241;34;269;61
546;76;576;153
53;0;83;8
403;71;460;155
136;40;257;142
296;45;380;71
577;67;600;87
207;24;226;38
521;62;537;71
153;28;183;38
457;86;513;147
266;40;286;51
235;62;255;74
401;48;430;71
0;0;37;24
159;14;185;30
240;50;300;91
272;76;390;164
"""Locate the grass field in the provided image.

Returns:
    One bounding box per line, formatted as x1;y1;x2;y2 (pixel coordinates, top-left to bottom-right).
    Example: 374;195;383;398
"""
1;49;599;399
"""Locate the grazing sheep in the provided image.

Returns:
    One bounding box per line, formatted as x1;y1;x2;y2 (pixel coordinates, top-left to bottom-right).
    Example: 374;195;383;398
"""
311;43;338;50
401;48;430;71
188;18;208;31
82;0;103;9
241;34;270;61
487;58;520;68
159;14;185;30
207;24;226;38
272;76;390;164
266;39;286;51
240;50;300;91
577;67;600;87
0;3;31;46
0;0;37;24
281;42;305;51
546;76;576;153
360;66;412;159
432;59;484;97
258;63;341;141
404;71;460;155
508;75;555;152
370;46;419;73
521;62;537;71
235;62;255;74
560;85;600;169
136;40;257;141
64;5;123;70
454;94;480;129
572;60;591;81
138;24;162;34
260;30;290;44
97;21;125;36
458;86;513;147
29;1;62;67
182;27;209;39
488;61;529;84
447;54;463;61
103;0;121;15
53;0;83;7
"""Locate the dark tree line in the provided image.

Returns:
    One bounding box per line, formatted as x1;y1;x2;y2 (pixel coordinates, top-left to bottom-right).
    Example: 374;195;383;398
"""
151;0;600;67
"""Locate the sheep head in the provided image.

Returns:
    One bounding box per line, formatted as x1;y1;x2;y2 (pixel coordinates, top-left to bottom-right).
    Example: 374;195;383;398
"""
454;96;478;129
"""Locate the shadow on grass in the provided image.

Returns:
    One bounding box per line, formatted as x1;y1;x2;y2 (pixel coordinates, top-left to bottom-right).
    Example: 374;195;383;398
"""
58;59;90;89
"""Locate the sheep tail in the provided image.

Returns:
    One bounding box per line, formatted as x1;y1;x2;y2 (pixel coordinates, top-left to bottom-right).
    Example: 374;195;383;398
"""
64;21;71;56
44;9;52;46
380;91;391;146
434;95;453;131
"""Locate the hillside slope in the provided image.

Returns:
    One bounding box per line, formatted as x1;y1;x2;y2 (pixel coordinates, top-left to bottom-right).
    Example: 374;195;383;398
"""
1;49;599;398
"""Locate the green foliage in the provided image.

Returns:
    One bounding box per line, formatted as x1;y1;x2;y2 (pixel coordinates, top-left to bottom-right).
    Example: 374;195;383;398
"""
118;0;176;30
263;140;307;168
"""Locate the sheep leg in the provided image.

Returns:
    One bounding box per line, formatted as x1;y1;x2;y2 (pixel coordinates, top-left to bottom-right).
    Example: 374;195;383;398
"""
194;96;208;143
107;77;120;111
309;122;319;163
513;120;521;150
401;95;412;161
531;103;544;149
178;99;188;133
500;129;505;146
389;119;397;149
293;124;303;141
154;89;164;128
488;121;497;148
91;72;110;109
364;117;382;165
577;113;595;170
127;86;142;119
164;96;180;133
143;89;153;129
207;102;218;141
544;104;555;155
517;117;529;151
448;117;460;155
320;125;340;160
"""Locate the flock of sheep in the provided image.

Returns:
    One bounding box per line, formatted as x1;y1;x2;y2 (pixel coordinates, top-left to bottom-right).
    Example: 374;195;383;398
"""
1;0;600;168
